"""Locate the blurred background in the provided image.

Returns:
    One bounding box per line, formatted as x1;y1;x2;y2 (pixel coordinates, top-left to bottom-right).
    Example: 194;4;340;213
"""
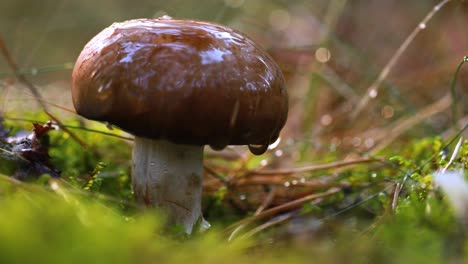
0;0;467;157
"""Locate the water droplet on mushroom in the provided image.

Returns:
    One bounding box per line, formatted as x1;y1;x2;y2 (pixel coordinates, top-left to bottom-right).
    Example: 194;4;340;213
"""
98;81;112;93
248;143;269;155
50;181;59;190
105;122;113;130
268;137;281;150
210;143;227;151
159;15;172;20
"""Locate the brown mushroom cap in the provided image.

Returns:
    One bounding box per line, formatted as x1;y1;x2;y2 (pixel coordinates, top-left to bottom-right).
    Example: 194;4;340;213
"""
72;18;288;150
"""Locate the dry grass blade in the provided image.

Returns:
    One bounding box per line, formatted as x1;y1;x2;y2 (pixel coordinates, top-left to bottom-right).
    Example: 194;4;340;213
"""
234;176;347;188
369;94;452;153
350;0;452;119
249;157;378;175
240;213;293;239
21;93;77;114
442;137;464;173
225;187;341;232
228;187;277;241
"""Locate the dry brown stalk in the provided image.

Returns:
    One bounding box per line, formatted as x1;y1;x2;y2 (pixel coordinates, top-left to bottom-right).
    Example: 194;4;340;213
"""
225;187;341;232
351;0;452;119
249;157;378;176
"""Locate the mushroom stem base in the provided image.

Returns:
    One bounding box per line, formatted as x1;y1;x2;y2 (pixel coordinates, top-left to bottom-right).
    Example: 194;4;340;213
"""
132;137;204;234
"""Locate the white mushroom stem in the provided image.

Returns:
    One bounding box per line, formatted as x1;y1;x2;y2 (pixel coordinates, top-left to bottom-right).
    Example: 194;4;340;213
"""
132;137;205;234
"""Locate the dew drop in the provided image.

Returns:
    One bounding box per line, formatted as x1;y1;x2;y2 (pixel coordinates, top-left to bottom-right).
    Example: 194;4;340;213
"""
418;23;426;29
351;137;362;147
50;181;59;190
159;15;172;20
364;138;375;149
291;180;298;185
315;47;331;63
369;89;378;98
153;11;168;18
150;162;155;166
248;143;269;155
199;218;211;232
31;68;38;75
274;149;283;157
268;137;281;150
239;194;246;200
320;114;333;126
284;181;290;187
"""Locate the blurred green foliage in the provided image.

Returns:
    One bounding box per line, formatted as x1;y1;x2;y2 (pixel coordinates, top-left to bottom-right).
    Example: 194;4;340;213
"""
0;115;466;263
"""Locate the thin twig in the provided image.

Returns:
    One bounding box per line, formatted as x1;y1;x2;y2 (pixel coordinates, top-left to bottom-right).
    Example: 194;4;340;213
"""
225;187;341;232
204;165;229;185
0;62;73;78
249;157;378;175
240;213;293;239
234;176;348;189
3;116;133;141
20;93;76;113
228;187;277;241
351;0;452;119
449;56;468;129
0;37;87;148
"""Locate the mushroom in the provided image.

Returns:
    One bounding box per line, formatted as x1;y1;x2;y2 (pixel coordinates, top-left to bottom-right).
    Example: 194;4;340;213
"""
71;17;288;234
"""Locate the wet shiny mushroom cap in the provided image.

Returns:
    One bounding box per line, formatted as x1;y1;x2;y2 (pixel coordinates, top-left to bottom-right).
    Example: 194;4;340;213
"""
72;18;288;153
